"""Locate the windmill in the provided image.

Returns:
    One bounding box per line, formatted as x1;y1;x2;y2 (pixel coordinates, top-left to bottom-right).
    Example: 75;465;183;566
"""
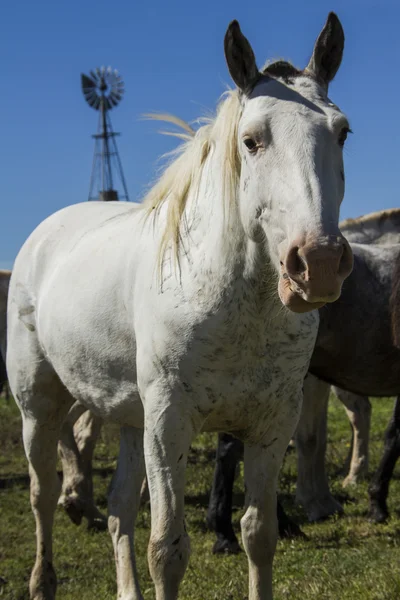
81;66;129;201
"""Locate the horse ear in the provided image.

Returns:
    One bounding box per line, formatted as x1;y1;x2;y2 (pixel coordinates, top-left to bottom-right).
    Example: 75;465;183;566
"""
305;12;344;90
224;20;259;93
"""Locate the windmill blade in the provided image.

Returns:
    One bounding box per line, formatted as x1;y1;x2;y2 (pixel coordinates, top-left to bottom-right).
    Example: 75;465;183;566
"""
109;95;120;107
83;93;98;107
91;96;101;110
81;73;101;109
81;74;96;89
83;93;100;109
110;91;122;102
90;69;101;85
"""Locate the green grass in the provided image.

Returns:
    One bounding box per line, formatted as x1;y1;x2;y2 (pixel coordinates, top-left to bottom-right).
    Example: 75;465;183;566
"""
1;394;400;599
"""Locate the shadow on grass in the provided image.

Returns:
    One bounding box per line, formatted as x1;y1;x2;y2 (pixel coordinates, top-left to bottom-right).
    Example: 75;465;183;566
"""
0;466;116;490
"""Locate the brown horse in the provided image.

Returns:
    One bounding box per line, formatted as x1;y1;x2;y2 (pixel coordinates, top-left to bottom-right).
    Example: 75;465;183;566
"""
207;208;400;553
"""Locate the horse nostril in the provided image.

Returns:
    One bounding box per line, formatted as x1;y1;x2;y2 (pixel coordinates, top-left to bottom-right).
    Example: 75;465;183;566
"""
286;246;306;278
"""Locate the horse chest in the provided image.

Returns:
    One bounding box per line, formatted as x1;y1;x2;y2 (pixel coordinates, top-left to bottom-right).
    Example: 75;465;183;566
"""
175;304;319;434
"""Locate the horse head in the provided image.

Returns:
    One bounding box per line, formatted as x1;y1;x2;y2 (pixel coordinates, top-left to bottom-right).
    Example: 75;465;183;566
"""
225;13;353;312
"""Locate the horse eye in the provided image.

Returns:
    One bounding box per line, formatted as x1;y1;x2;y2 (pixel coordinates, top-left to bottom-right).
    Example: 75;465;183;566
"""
338;127;352;147
244;138;257;152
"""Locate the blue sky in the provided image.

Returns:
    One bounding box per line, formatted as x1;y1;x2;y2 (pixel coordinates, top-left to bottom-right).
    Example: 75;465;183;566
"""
2;0;399;269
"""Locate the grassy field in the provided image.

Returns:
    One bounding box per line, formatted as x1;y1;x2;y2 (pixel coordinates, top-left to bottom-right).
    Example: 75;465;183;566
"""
1;393;400;600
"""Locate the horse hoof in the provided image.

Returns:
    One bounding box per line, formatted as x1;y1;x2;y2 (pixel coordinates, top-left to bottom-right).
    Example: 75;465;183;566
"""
58;496;84;526
303;496;344;522
310;508;344;523
87;516;108;532
342;475;359;488
212;538;242;555
29;561;57;600
369;506;389;524
279;522;308;540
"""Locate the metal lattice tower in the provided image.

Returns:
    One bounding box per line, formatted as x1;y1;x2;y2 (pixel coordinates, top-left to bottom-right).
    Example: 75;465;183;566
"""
81;66;129;201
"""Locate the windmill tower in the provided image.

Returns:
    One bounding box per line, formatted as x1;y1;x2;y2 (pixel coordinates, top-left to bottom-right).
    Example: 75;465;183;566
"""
81;67;129;201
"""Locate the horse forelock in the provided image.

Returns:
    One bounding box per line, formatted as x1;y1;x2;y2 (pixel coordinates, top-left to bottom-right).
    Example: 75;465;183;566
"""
141;90;243;267
261;60;332;102
262;60;302;84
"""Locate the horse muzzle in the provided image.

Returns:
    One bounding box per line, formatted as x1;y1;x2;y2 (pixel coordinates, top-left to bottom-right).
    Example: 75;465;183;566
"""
278;235;353;313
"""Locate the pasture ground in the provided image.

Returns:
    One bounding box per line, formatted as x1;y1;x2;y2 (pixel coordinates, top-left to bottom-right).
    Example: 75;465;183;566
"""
1;394;400;600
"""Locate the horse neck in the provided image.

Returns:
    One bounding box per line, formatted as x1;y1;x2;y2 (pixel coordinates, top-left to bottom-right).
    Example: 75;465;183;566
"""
177;150;281;317
181;147;246;273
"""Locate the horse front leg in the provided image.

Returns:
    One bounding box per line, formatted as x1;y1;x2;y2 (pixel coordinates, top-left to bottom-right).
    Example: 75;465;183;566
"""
108;425;145;600
295;374;343;521
241;433;292;600
144;399;194;600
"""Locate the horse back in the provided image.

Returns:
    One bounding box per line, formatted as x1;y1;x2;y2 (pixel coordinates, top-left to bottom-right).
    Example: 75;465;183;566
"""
11;202;137;288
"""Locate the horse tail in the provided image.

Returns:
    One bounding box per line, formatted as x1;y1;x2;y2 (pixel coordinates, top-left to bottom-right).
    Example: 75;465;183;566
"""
0;270;11;385
390;256;400;349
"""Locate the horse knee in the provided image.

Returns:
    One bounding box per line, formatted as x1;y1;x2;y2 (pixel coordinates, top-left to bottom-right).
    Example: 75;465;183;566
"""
241;507;277;566
148;531;190;588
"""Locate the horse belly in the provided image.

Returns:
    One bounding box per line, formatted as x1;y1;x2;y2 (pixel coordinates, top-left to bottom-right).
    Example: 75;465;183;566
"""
35;275;144;426
66;384;144;427
43;339;144;427
47;333;144;425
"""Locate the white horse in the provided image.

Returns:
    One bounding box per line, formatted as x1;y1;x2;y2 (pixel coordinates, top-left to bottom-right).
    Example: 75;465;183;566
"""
7;13;352;600
58;210;400;531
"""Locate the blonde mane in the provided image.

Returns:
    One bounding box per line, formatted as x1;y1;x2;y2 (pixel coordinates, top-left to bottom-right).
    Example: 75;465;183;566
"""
141;90;243;265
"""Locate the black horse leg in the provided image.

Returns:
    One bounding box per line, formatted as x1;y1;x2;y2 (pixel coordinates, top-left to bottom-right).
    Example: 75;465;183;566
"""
207;433;306;554
207;433;243;554
369;396;400;523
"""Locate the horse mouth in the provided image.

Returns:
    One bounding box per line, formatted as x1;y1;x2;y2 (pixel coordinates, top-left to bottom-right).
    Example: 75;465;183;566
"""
278;274;327;313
